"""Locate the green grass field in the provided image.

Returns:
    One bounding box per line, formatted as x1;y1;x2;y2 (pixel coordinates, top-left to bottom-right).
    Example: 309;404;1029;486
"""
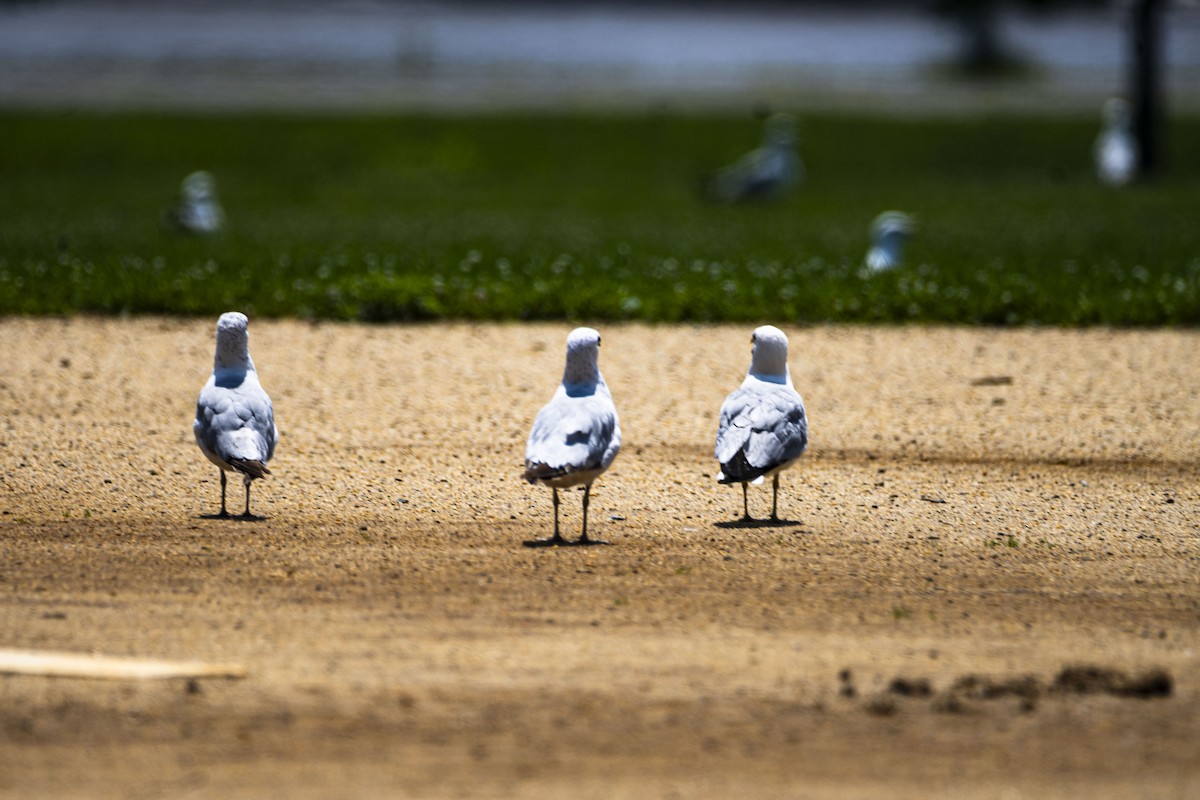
0;110;1197;324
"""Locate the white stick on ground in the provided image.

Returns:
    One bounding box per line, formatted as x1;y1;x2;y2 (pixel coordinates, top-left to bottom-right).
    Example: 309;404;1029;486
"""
0;648;246;680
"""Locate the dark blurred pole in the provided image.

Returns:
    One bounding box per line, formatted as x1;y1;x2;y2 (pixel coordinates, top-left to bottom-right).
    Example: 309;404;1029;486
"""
1130;0;1165;177
934;0;1011;75
962;0;1005;73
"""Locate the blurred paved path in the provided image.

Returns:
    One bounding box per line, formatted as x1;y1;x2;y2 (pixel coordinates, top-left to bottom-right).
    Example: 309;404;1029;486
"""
1;2;1198;112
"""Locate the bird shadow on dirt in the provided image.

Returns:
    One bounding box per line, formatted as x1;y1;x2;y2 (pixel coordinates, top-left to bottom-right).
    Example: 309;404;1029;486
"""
713;518;804;530
198;513;266;522
521;537;611;549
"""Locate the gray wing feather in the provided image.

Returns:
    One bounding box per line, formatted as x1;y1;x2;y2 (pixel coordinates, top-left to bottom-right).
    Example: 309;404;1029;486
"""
195;379;276;468
715;384;807;482
525;394;620;479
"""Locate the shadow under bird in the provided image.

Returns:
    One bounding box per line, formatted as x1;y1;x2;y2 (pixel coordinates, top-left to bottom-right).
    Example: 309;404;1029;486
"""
865;210;916;273
167;171;224;235
523;327;621;545
714;325;808;522
1095;97;1137;187
194;312;278;518
706;113;801;204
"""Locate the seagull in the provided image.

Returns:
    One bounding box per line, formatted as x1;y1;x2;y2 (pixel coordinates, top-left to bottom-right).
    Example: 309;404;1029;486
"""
169;171;224;235
523;327;621;545
194;312;278;518
707;113;801;204
1095;97;1138;186
714;325;808;522
865;211;916;273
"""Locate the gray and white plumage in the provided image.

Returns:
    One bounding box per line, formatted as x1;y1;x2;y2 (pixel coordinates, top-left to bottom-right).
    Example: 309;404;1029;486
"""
865;211;916;273
1095;98;1137;187
715;325;808;522
194;312;277;518
523;327;621;544
170;171;224;235
707;113;801;204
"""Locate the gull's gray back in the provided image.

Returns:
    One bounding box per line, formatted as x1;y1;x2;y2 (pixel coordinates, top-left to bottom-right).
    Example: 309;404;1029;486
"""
525;384;620;483
715;381;807;482
194;370;277;468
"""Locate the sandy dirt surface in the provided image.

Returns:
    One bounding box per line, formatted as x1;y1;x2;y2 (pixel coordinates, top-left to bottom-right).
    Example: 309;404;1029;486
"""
1;317;1197;799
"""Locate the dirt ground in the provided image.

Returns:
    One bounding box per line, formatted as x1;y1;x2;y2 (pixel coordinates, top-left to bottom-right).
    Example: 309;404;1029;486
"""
0;317;1197;799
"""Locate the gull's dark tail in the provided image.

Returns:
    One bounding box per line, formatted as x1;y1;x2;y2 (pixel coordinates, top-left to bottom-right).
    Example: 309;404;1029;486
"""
717;450;769;485
229;458;271;480
523;462;570;485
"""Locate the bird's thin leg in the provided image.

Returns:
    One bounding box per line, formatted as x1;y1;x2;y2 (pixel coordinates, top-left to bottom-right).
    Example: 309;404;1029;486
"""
578;484;592;544
550;488;563;543
770;474;780;521
741;482;752;521
219;470;229;517
243;479;252;517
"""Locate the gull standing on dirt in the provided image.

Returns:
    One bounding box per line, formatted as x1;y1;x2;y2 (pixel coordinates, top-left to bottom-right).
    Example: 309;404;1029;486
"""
168;171;224;235
194;312;277;518
523;327;621;545
714;325;808;522
1095;97;1137;186
706;113;801;204
865;211;916;273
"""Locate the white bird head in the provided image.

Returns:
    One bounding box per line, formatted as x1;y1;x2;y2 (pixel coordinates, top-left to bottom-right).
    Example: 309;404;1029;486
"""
562;327;604;387
866;210;916;272
871;210;916;240
214;311;254;371
748;325;790;383
182;171;219;204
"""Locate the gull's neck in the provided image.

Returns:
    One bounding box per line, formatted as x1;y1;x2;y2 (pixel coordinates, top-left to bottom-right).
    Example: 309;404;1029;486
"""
746;367;791;387
562;350;602;389
747;343;792;387
214;336;255;373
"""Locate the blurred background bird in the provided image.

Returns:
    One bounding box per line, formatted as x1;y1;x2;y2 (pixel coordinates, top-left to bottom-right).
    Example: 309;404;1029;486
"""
166;170;225;235
865;210;916;273
1094;97;1138;187
705;112;801;204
